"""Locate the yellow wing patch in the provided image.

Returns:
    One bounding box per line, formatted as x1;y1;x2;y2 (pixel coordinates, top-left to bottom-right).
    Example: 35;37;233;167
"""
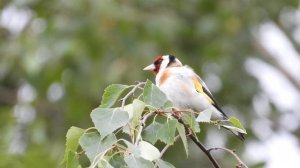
192;77;203;93
192;77;214;104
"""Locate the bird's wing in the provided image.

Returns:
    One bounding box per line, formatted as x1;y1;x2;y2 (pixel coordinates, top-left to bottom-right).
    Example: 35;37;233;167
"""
191;74;228;118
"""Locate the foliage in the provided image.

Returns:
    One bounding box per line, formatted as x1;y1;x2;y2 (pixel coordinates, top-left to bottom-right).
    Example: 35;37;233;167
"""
63;80;246;168
1;0;299;167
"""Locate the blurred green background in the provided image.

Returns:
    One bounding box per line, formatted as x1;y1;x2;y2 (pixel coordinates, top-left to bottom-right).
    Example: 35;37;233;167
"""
1;0;300;167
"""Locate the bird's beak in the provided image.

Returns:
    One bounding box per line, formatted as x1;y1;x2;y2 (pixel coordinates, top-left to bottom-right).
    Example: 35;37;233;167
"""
143;64;155;71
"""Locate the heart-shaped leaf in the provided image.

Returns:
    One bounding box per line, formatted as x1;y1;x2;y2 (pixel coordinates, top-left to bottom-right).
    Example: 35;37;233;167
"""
138;141;160;161
79;132;117;162
91;108;129;139
100;84;129;108
143;80;172;109
196;108;212;123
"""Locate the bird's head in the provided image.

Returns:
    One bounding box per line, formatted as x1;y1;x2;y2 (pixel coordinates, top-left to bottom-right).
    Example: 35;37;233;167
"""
143;55;183;75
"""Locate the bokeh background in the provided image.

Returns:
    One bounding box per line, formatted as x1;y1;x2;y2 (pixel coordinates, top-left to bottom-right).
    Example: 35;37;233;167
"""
1;0;300;167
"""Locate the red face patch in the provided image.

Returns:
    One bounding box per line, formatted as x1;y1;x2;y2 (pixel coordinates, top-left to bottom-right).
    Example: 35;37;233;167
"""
153;55;163;75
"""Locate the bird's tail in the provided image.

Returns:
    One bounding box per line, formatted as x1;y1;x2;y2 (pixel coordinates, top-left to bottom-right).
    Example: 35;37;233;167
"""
237;132;245;141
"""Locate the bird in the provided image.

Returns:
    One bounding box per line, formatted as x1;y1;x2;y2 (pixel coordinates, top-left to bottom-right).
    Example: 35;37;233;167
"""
143;54;245;140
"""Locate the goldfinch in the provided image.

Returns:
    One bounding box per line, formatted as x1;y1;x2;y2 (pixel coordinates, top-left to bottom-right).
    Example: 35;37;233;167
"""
143;55;245;140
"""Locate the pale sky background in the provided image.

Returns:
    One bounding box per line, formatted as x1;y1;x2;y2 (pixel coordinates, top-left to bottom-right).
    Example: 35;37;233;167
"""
244;19;300;167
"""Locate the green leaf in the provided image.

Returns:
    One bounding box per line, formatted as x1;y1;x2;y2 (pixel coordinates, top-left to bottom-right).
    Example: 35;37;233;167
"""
176;123;188;157
155;159;175;168
100;84;129;108
182;113;200;133
124;99;145;128
228;117;246;131
142;122;162;144
98;158;114;168
91;108;129;139
157;119;178;145
123;140;141;156
122;125;131;135
196;108;212;122
143;79;172;109
110;154;127;168
66;151;81;168
79;132;117;162
63;126;85;163
138;141;160;161
222;125;247;134
66;127;85;151
124;155;154;168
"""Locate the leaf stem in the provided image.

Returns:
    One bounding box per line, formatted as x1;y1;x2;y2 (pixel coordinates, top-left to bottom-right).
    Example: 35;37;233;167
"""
84;127;97;133
120;81;145;143
134;112;153;145
90;148;112;168
160;135;180;157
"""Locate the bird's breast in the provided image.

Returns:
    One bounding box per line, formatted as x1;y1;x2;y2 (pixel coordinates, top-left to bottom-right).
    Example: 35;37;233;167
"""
157;75;212;112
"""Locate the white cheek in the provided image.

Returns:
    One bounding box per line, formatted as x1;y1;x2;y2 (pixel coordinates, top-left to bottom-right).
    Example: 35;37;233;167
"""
160;60;169;69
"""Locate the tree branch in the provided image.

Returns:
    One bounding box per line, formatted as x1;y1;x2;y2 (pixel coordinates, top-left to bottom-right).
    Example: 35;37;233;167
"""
208;147;248;168
175;116;220;168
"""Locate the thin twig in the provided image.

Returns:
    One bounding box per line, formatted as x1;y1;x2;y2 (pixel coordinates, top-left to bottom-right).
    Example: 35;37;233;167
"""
90;148;112;168
120;81;145;143
160;135;180;157
84;127;97;133
134;112;154;145
108;150;125;160
173;109;199;115
121;82;145;110
208;147;248;168
154;135;181;168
